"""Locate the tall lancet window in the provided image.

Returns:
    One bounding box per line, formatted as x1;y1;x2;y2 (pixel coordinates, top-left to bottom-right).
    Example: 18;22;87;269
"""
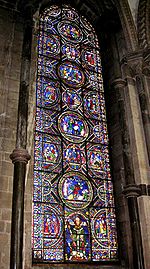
32;4;118;264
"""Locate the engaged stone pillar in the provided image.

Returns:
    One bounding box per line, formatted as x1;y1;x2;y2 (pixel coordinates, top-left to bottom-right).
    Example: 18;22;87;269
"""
126;52;150;163
112;78;145;269
136;74;150;161
112;78;135;185
10;149;30;269
9;4;33;269
123;185;144;269
142;49;150;162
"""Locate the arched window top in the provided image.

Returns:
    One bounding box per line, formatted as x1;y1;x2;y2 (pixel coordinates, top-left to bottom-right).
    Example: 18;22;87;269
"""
32;4;118;264
40;4;98;42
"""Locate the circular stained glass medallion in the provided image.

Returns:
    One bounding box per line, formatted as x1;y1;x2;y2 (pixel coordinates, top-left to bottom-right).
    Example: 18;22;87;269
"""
58;61;85;88
58;172;93;209
62;89;81;109
58;111;89;143
57;21;83;43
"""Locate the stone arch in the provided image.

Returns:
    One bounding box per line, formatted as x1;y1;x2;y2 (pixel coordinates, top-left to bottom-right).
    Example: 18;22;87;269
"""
30;0;138;52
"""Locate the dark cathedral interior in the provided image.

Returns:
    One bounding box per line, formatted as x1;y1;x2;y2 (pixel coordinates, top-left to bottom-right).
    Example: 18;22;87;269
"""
0;0;150;269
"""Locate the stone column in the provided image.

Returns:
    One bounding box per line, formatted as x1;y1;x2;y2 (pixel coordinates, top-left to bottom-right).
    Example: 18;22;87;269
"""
112;78;145;269
9;4;33;269
10;150;30;269
123;185;144;269
111;78;135;185
142;48;150;161
126;52;150;163
125;51;150;269
136;74;150;161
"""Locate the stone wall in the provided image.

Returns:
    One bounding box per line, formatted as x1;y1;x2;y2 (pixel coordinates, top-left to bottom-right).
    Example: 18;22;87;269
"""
0;8;23;269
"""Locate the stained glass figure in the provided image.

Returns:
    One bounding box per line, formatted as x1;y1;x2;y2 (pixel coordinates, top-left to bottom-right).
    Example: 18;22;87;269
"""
33;4;118;264
84;91;101;119
63;144;86;171
87;144;111;178
82;49;98;72
34;132;62;172
62;43;80;61
65;212;91;261
62;89;81;109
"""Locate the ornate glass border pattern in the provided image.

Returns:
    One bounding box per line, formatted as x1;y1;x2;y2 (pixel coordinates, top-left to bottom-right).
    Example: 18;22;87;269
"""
33;4;118;264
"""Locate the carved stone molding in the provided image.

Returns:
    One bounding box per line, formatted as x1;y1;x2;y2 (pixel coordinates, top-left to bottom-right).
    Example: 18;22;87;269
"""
137;0;150;49
114;0;138;52
10;148;31;164
123;184;141;198
120;52;143;77
123;49;150;77
128;59;143;76
143;47;150;76
111;78;126;89
120;50;150;78
33;10;40;35
139;184;150;196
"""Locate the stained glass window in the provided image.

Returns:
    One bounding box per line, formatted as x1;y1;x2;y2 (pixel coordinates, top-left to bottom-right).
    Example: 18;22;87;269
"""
32;4;118;263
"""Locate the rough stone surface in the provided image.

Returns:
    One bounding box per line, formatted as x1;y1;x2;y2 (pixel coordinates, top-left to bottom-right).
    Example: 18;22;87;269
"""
0;6;23;269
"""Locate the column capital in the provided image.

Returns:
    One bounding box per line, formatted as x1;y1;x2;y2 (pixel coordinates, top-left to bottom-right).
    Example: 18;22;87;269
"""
122;184;141;198
120;50;150;77
10;148;31;164
111;78;126;89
